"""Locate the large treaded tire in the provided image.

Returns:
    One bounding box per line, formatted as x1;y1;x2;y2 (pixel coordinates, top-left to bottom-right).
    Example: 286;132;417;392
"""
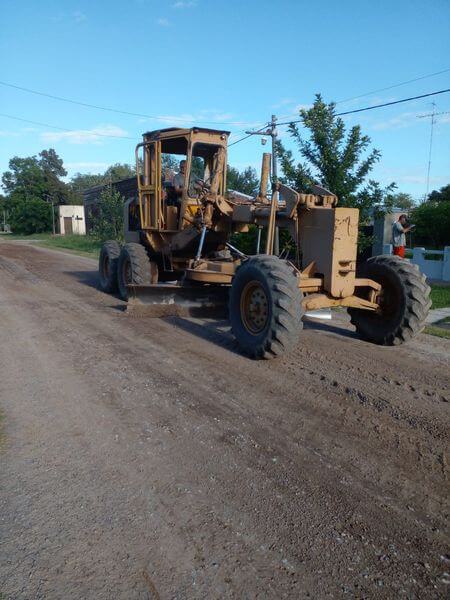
98;240;121;293
348;255;431;345
229;255;304;359
117;243;152;301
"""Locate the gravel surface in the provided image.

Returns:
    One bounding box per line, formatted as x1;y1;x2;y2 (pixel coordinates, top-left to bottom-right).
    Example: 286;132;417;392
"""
0;240;449;599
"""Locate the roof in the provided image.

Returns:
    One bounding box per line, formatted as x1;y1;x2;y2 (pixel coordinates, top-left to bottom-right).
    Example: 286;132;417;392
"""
143;126;230;138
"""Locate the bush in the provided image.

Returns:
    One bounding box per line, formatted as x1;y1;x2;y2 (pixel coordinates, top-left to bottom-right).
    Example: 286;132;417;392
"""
9;197;52;235
412;200;450;249
90;186;124;242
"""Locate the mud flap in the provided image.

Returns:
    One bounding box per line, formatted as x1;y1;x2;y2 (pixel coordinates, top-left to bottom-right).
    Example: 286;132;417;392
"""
126;283;229;318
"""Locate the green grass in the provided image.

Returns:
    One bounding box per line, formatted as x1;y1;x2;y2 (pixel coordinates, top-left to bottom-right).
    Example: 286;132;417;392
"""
36;235;102;257
1;232;102;258
0;232;55;240
424;325;450;339
430;285;450;309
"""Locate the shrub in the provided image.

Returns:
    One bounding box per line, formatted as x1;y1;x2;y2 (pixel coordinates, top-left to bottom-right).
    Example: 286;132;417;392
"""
9;197;52;235
90;186;124;242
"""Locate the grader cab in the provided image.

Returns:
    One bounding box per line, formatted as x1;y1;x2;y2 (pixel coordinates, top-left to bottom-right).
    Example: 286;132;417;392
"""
98;126;430;359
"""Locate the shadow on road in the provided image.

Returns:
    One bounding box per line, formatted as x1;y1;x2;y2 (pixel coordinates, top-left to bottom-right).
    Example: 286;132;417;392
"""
303;318;359;340
65;269;99;290
169;317;244;357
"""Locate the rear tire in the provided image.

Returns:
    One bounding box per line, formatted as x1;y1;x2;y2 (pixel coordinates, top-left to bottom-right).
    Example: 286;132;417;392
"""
99;240;121;293
117;243;156;301
348;255;431;345
229;255;304;359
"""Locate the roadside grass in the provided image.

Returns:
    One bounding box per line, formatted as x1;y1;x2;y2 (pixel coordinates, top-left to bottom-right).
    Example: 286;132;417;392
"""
36;235;102;258
430;285;450;309
424;325;450;339
1;232;102;258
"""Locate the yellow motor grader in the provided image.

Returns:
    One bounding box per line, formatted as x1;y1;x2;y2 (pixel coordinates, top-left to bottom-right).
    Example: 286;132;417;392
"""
97;125;430;359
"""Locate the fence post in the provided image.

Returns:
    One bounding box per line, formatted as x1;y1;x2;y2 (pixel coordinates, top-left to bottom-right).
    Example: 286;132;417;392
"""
443;247;450;282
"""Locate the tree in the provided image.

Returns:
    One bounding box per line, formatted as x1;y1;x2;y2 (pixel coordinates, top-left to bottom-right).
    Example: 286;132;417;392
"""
227;165;259;196
427;184;450;204
387;192;415;210
8;197;52;235
277;94;387;221
411;200;450;248
89;186;124;242
68;163;135;204
2;149;69;205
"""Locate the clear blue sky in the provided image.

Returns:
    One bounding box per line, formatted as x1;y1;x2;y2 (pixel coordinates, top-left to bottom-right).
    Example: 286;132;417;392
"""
1;0;449;200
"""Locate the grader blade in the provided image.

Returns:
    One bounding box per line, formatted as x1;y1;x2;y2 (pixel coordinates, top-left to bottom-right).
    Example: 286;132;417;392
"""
126;284;229;318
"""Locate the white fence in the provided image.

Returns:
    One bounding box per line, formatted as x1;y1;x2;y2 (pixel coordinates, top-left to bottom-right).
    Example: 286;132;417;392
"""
411;247;450;282
380;245;450;281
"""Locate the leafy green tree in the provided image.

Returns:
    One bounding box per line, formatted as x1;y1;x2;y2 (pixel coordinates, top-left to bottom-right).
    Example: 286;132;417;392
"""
227;165;259;196
8;197;52;235
2;149;69;205
68;163;135;204
412;190;450;248
427;184;450;204
277;94;388;219
90;186;124;242
386;192;415;210
68;173;106;204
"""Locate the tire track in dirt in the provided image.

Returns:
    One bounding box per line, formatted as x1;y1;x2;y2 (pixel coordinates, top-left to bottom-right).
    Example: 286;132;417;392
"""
1;241;449;598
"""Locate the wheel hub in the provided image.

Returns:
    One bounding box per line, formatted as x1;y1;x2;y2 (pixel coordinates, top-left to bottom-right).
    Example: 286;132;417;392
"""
241;281;269;334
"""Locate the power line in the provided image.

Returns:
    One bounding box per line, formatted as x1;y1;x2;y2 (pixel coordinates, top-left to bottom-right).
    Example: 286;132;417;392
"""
2;89;449;149
335;67;450;104
276;88;450;126
228;129;266;147
277;67;450;119
0;113;135;140
0;80;259;126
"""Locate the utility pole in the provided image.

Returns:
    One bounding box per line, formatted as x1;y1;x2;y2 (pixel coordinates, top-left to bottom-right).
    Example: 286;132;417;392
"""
44;194;56;235
245;115;279;254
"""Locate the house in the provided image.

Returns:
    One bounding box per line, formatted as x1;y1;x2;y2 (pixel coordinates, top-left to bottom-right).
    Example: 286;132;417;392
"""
58;205;86;235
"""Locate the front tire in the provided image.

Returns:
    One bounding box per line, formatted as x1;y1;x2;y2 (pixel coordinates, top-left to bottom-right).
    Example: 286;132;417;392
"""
99;240;121;293
117;243;156;301
229;256;304;359
349;255;431;345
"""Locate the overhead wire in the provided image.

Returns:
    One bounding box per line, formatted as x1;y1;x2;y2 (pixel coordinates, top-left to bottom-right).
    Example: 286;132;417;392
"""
0;80;260;126
277;67;450;119
1;88;449;148
0;113;135;140
275;89;450;127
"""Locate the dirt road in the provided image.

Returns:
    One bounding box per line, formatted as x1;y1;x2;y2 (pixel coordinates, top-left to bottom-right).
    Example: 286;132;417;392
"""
0;240;448;599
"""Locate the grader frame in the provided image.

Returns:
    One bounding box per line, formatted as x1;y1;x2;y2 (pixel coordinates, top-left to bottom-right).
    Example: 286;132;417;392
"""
98;125;430;358
129;126;379;312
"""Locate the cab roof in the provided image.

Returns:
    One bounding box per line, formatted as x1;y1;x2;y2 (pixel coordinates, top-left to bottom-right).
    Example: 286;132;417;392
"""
143;126;230;139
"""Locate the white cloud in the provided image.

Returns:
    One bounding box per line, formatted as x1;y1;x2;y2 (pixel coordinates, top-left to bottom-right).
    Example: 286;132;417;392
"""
369;110;450;131
272;98;296;109
139;109;250;128
370;111;419;131
172;1;197;8
0;130;20;137
390;174;448;186
156;17;170;26
41;124;129;145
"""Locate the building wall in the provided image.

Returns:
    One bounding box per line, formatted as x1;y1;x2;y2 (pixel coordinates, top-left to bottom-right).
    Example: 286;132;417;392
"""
58;205;86;235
